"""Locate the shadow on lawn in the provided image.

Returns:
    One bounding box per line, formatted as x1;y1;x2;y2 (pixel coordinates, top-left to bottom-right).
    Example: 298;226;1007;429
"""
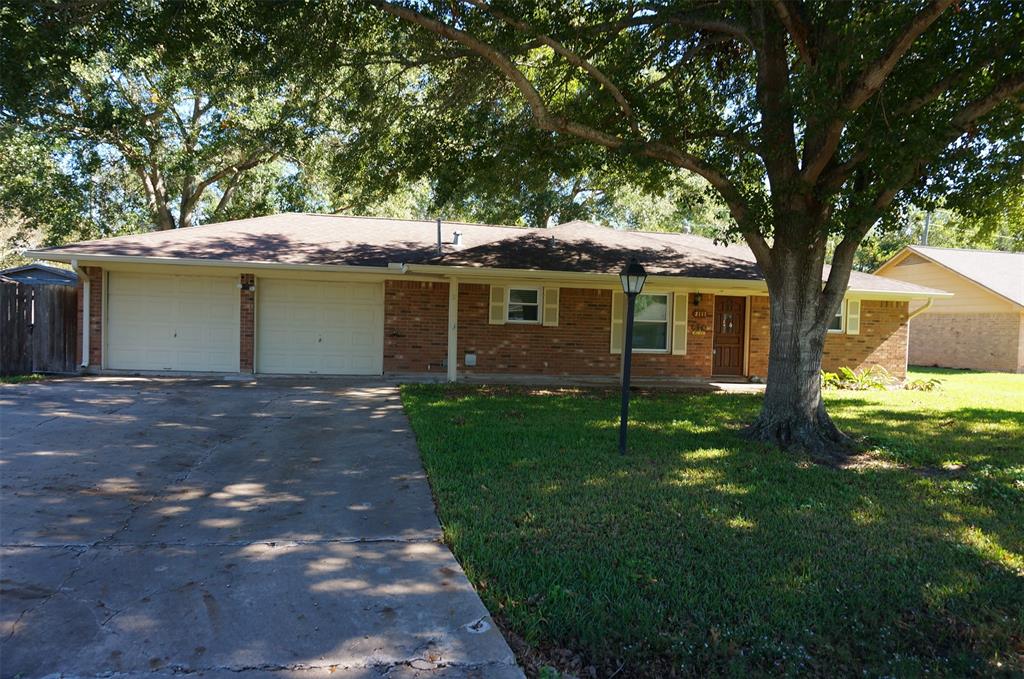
406;387;1024;677
829;402;1024;468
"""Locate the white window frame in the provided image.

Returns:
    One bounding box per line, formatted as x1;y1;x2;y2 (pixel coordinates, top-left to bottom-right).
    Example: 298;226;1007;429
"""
632;292;671;353
827;300;845;334
506;286;542;324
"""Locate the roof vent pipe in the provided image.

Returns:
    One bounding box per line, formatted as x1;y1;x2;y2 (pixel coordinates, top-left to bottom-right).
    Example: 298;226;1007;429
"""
452;231;462;246
436;218;442;255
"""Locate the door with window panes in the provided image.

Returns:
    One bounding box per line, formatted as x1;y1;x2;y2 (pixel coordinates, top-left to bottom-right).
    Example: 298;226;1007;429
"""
713;296;745;375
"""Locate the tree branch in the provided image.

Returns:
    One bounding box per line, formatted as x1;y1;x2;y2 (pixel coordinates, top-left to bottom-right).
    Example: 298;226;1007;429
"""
371;0;753;227
823;71;1024;296
801;0;955;183
464;0;640;134
770;0;814;67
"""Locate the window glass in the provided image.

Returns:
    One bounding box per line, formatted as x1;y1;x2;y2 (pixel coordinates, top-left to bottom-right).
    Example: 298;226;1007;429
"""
633;293;670;350
509;288;538;304
508;288;540;322
634;294;668;321
828;301;845;332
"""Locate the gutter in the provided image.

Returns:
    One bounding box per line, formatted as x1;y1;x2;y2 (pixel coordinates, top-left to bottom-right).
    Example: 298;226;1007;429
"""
29;252;949;302
71;259;89;368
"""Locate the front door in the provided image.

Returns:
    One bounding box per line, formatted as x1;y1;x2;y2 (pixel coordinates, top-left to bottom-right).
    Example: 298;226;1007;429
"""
713;296;746;376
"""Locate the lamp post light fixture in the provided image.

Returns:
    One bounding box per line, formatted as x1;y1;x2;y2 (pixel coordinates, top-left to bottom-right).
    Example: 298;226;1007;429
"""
618;257;648;455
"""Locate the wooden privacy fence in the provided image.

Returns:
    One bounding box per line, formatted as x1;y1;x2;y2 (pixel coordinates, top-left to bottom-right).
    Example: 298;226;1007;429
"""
0;281;79;375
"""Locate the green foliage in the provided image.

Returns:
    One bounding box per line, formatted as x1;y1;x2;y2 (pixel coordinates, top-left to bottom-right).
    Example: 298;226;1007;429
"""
821;366;897;391
0;373;47;384
401;369;1024;675
904;377;944;392
855;201;1024;271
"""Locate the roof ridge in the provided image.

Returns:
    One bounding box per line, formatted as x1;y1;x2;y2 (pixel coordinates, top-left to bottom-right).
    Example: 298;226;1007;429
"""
304;212;529;230
554;219;732;243
912;244;1024;256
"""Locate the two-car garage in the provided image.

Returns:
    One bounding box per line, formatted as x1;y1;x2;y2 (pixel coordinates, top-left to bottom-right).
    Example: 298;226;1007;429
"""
103;272;384;375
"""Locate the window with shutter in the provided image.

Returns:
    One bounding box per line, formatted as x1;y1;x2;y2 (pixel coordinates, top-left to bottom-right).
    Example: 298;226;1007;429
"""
542;287;559;326
846;299;862;335
610;292;624;353
672;293;688;355
489;285;507;324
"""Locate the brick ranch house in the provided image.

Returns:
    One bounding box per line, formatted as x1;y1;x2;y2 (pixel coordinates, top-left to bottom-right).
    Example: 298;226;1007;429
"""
875;245;1024;373
27;214;949;383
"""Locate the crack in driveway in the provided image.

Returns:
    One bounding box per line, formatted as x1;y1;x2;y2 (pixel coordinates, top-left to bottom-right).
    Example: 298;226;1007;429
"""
1;378;520;678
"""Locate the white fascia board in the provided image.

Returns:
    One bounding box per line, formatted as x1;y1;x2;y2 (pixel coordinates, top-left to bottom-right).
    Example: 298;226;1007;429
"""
845;288;953;301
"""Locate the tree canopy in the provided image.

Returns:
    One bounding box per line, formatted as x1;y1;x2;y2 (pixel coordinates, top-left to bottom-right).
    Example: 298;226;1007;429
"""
2;0;1021;455
342;0;1023;455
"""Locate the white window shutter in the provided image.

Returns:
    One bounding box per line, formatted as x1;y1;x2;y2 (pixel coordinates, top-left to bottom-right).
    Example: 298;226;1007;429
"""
542;287;559;326
489;285;506;325
846;299;861;335
610;291;624;354
672;293;688;355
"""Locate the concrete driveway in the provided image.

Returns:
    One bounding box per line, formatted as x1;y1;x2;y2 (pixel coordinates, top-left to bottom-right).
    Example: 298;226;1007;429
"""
0;378;520;678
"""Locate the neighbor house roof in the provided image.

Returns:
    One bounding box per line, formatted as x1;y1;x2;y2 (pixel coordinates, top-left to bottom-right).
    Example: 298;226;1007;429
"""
879;245;1024;308
0;263;78;286
28;213;946;298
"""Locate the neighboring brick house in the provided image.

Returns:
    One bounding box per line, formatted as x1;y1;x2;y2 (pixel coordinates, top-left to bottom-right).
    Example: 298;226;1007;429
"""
876;245;1024;373
27;214;946;382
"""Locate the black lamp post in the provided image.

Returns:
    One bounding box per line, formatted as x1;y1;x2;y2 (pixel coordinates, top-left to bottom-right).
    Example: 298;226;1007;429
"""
618;257;648;455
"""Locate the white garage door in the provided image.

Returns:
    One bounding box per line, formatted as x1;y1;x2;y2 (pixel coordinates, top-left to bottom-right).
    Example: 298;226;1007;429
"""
106;272;240;372
256;279;384;375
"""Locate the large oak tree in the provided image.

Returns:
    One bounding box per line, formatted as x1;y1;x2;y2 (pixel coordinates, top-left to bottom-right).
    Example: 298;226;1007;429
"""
353;0;1023;458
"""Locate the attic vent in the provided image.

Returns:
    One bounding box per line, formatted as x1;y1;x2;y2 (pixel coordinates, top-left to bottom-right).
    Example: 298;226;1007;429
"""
896;253;928;267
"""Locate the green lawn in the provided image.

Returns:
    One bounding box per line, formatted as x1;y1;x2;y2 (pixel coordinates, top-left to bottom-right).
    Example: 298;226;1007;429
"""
401;368;1023;677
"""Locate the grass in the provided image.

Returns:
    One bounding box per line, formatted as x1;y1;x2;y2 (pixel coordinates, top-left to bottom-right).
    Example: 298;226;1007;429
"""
0;373;47;384
401;368;1023;677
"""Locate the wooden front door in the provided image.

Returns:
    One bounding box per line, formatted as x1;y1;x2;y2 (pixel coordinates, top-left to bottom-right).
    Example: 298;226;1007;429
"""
713;296;746;376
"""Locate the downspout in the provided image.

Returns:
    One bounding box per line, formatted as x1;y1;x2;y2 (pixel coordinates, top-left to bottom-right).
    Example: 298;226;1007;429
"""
71;259;89;368
907;298;934;321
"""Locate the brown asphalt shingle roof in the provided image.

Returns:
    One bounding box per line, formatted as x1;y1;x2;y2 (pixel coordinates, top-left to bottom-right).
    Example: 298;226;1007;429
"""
33;213;944;296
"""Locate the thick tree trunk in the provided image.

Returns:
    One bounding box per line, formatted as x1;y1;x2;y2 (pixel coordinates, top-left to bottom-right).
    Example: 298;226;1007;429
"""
743;246;857;463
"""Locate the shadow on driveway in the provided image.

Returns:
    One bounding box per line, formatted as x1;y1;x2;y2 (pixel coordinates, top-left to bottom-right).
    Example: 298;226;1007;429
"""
0;377;521;678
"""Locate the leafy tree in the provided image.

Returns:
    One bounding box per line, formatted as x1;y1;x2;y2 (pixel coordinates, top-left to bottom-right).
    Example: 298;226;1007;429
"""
855;192;1024;271
343;0;1024;458
1;1;391;234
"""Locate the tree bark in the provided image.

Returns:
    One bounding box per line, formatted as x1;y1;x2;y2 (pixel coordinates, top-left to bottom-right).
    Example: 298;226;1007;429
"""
744;243;857;463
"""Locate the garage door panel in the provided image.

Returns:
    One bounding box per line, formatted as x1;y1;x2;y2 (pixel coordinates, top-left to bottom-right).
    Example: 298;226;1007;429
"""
257;280;383;375
106;273;239;372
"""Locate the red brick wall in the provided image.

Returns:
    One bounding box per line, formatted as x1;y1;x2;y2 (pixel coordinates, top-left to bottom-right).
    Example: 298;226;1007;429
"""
452;284;713;378
908;312;1023;373
633;292;714;378
747;295;771;378
746;296;909;380
383;280;450;374
75;266;103;368
823;300;909;379
240;274;255;373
